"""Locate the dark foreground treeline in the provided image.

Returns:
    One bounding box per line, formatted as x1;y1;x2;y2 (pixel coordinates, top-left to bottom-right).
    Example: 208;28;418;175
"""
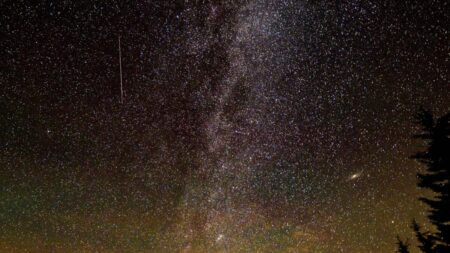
396;110;450;253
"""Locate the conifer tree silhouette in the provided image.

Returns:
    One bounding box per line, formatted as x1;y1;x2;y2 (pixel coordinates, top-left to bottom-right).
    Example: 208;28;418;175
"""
396;236;410;253
412;219;434;253
411;110;450;252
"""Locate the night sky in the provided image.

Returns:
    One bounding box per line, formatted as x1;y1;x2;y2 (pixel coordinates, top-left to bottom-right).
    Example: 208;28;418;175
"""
1;1;449;252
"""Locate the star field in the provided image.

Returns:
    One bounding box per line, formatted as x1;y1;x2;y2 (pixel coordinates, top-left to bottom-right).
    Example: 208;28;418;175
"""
1;1;449;252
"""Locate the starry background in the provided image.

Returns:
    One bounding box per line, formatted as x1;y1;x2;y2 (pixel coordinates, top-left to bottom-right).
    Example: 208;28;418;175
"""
1;0;449;252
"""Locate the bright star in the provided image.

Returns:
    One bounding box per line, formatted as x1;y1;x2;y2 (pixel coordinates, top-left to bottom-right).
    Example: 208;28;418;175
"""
216;234;224;242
